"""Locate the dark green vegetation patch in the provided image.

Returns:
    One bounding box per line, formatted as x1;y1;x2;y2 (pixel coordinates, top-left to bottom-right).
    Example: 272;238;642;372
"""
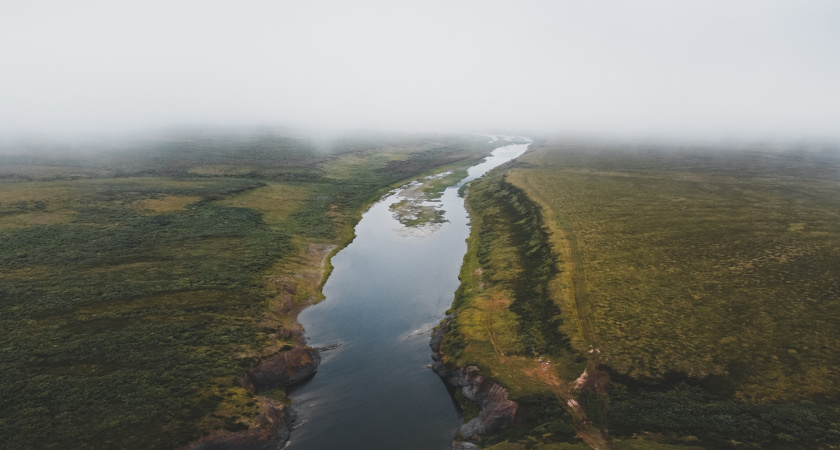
0;184;290;448
609;384;840;448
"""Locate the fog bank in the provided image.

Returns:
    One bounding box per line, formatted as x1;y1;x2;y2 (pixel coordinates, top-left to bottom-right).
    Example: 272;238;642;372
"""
2;1;839;141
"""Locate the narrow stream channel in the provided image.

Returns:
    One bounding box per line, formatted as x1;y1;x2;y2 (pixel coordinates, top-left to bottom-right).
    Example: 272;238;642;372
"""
289;138;530;449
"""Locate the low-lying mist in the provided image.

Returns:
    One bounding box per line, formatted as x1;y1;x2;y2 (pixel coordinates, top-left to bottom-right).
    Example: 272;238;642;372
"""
2;1;839;143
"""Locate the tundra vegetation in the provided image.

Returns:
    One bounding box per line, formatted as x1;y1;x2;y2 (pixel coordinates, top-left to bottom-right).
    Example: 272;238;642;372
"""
442;140;840;448
0;130;496;449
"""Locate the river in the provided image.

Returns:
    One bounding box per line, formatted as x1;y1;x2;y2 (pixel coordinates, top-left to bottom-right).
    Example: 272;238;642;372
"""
289;139;530;449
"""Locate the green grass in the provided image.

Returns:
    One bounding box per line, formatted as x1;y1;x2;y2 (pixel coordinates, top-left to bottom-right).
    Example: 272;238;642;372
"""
0;188;290;448
0;131;496;449
500;142;840;448
441;141;840;448
514;145;840;401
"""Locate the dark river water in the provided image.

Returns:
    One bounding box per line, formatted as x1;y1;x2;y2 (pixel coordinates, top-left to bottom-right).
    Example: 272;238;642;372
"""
289;140;530;449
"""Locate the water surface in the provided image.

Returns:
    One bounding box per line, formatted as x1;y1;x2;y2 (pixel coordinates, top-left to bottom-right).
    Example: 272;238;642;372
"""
290;140;529;449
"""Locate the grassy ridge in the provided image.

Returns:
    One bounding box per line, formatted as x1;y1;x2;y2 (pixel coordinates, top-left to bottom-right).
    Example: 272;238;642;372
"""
442;166;592;447
0;131;495;449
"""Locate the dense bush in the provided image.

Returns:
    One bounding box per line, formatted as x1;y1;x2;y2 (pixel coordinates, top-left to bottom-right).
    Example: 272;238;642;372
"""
609;384;840;448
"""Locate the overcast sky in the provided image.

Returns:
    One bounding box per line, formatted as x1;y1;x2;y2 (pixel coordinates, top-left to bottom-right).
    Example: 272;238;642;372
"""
2;1;839;141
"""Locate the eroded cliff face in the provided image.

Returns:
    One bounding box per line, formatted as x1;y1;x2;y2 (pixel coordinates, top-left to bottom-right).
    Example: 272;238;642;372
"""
187;346;319;449
190;401;296;450
243;346;321;393
430;316;518;441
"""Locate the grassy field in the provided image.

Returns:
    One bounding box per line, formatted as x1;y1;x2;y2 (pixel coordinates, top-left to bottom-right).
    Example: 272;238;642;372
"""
0;130;496;449
444;140;840;448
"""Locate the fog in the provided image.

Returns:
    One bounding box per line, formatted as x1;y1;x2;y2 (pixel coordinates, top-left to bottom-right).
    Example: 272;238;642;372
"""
2;1;839;142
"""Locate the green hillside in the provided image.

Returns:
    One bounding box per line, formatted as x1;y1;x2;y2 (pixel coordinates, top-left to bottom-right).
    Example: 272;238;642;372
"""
443;140;840;448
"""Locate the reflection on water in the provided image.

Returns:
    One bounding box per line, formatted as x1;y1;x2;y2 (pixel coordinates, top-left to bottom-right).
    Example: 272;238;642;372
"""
289;141;529;449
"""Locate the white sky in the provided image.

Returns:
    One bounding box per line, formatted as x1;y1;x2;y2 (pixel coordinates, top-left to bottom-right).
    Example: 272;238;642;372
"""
2;0;839;140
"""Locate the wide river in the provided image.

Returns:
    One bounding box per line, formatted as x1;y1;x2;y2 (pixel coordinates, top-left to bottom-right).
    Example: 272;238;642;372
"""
289;139;530;449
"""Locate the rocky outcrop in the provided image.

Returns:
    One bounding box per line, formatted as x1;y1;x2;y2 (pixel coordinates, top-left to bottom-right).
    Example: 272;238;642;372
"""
430;316;518;440
190;345;320;450
243;346;321;393
187;344;319;450
190;402;296;450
